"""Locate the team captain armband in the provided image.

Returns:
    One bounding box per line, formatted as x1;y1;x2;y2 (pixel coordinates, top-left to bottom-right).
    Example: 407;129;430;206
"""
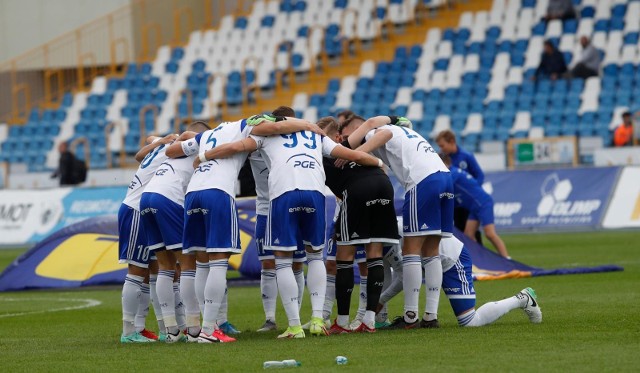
246;114;286;126
388;115;412;128
181;138;199;156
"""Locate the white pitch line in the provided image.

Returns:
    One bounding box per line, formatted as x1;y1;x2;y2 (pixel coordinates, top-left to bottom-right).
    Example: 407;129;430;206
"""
0;297;102;318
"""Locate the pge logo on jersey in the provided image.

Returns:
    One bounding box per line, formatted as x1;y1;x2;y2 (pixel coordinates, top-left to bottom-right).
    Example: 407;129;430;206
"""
293;160;315;169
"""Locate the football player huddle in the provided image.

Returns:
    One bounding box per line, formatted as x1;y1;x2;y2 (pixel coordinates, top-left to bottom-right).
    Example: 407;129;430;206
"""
118;106;542;344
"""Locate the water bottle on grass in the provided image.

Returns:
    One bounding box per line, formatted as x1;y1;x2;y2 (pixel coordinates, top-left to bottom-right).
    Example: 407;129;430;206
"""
263;360;301;369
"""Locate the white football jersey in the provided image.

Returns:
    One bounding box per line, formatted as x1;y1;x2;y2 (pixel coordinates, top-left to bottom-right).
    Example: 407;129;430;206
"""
249;152;270;216
252;131;338;200
365;124;449;191
144;155;196;207
123;143;170;210
183;120;253;196
439;236;464;272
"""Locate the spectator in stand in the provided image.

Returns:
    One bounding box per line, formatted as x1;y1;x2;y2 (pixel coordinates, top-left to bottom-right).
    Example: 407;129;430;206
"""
613;112;635;147
543;0;576;21
436;130;484;244
51;141;86;186
532;40;567;81
568;36;601;79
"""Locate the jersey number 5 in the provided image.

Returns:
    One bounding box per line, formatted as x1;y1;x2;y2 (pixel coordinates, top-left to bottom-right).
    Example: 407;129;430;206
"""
281;131;317;149
141;144;166;169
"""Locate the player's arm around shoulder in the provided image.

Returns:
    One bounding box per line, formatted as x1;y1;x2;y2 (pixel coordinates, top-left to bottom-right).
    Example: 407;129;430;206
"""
247;114;325;136
193;138;258;168
354;128;393;153
135;133;178;162
329;143;383;168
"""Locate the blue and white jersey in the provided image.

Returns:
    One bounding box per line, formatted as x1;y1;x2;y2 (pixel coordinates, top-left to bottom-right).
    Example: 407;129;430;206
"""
439;236;464;272
251;131;339;200
123;142;169;210
182;119;254;196
449;166;492;211
144;155;196;207
249;151;270;216
365;124;449;191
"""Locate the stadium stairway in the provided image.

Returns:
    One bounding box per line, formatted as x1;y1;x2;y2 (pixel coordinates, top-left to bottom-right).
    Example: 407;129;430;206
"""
231;0;494;122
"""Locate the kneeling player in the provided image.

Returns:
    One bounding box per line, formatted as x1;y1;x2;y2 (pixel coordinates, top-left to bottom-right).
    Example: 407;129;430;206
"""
378;230;542;327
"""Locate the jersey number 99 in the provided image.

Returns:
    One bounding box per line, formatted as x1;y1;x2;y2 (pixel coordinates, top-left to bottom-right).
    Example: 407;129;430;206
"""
281;131;317;149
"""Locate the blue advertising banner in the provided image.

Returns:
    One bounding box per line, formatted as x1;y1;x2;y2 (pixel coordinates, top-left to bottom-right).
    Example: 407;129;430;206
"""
483;167;620;230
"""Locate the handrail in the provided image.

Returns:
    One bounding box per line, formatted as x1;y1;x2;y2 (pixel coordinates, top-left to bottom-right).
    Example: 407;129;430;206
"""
43;69;64;108
275;41;295;89
207;72;227;119
69;136;91;169
172;5;194;46
77;52;98;91
11;83;31;124
340;9;361;55
104;121;126;168
174;89;194;133
141;22;162;61
139;104;159;148
110;37;130;76
241;56;261;105
307;25;328;75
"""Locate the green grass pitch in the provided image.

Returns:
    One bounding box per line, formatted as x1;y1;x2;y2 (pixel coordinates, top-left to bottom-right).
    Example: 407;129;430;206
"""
0;231;638;372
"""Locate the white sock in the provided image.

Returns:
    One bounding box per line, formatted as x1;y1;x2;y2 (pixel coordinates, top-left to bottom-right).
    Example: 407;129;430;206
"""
422;256;442;321
157;270;177;333
323;274;336;320
135;282;151;332
202;259;227;335
306;251;326;319
260;269;277;322
363;310;376;327
174;282;186;330
402;255;421;323
462;296;522;327
217;289;228;325
195;261;209;316
149;275;166;332
276;257;300;326
179;270;200;336
337;314;350;328
356;276;367;321
294;268;305;311
122;274;143;335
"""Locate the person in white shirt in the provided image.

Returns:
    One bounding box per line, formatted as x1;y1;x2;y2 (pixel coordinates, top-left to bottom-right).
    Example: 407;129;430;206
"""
198;116;384;339
139;122;210;343
340;115;453;329
118;133;177;343
166;115;322;343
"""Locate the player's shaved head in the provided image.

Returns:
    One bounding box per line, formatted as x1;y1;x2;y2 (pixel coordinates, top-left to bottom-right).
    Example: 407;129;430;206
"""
338;114;366;135
187;120;211;133
272;106;295;117
336;110;355;124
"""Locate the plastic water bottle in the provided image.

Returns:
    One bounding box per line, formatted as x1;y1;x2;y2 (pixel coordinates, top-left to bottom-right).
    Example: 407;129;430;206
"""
336;356;348;365
263;360;301;369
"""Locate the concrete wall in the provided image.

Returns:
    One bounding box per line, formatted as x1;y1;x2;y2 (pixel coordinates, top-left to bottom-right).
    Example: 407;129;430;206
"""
0;0;131;63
